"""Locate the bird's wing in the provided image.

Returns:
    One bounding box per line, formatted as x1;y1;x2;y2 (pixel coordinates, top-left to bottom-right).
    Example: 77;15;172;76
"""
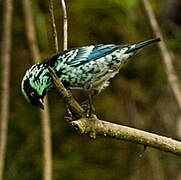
64;44;120;67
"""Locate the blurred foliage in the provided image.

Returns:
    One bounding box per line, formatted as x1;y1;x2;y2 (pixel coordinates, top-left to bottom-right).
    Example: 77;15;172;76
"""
1;0;181;179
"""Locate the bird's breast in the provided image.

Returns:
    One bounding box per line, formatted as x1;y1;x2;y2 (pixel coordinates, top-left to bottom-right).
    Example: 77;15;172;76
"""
92;69;119;92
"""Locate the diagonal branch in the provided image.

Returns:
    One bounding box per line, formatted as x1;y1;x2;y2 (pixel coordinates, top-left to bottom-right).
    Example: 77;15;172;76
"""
48;67;85;118
49;66;181;156
48;0;59;52
141;0;181;111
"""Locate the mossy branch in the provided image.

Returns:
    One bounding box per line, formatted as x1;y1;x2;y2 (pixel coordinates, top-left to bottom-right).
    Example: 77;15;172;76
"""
48;66;181;156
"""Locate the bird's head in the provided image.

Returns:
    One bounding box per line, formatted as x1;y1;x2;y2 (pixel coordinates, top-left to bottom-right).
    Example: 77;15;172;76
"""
21;64;48;109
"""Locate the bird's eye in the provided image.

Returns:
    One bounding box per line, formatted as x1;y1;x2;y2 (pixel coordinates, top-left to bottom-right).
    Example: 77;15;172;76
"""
30;91;35;97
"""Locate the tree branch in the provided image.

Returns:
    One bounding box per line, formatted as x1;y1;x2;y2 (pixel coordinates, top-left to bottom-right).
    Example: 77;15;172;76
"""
60;0;68;50
48;67;85;119
141;0;181;112
22;1;52;180
48;0;59;52
0;0;13;179
71;117;181;155
48;67;181;156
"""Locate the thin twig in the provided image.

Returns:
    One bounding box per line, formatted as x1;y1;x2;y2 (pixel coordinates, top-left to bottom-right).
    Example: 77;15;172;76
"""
22;0;52;180
60;0;68;50
49;67;181;156
0;0;13;179
141;0;181;111
48;0;59;52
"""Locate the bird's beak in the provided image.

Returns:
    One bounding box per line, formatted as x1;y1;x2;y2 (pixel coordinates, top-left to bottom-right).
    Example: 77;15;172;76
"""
37;98;44;110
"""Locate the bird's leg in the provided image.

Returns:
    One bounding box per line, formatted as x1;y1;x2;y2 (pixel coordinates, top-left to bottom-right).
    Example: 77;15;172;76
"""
87;90;99;117
68;86;89;108
68;86;97;117
80;89;99;117
91;89;99;97
87;92;93;117
66;88;72;98
79;92;93;117
65;104;73;118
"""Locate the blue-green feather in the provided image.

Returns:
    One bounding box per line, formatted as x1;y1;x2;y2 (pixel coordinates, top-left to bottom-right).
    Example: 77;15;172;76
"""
21;38;160;107
66;45;120;67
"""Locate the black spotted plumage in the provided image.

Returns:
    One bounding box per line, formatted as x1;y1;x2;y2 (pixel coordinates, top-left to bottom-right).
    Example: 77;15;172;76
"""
21;38;160;109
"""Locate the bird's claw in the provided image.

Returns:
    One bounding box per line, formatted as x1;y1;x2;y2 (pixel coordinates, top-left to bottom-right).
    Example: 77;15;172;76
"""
80;100;95;118
66;88;72;98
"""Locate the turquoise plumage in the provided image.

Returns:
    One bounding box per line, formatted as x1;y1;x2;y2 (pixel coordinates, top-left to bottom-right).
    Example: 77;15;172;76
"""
21;38;160;109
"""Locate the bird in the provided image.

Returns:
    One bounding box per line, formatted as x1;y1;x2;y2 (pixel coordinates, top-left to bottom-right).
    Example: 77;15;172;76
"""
21;38;160;110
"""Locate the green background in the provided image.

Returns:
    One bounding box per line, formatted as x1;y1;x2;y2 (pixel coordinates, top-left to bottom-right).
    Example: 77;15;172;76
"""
1;0;181;179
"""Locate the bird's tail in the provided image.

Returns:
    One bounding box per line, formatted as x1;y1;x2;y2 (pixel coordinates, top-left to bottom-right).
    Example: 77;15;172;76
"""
125;38;160;54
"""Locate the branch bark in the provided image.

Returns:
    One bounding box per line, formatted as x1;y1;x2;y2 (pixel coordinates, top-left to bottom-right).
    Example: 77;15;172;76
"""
0;0;13;179
22;0;52;180
72;117;181;156
60;0;68;50
49;67;181;156
48;0;59;52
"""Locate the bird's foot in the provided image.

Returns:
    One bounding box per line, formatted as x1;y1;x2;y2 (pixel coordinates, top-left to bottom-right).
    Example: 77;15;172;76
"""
66;87;73;98
80;99;89;109
86;106;94;118
80;100;95;118
65;105;73;118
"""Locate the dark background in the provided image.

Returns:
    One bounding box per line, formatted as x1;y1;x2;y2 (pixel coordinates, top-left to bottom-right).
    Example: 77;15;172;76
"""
1;0;181;179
